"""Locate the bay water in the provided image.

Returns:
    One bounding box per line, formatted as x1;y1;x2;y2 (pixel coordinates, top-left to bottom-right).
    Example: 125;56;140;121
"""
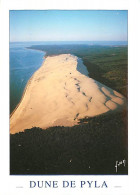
10;42;45;113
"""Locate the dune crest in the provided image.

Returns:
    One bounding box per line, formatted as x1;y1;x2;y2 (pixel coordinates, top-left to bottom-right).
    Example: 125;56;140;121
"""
10;54;126;134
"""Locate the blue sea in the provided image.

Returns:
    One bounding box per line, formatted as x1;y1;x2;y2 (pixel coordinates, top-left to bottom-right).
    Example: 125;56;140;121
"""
10;42;45;113
10;41;128;113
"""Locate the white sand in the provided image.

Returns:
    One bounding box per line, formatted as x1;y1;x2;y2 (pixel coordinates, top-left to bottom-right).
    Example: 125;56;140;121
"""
10;54;126;134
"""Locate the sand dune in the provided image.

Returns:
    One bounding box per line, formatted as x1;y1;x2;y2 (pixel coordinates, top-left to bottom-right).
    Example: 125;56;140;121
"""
10;54;126;134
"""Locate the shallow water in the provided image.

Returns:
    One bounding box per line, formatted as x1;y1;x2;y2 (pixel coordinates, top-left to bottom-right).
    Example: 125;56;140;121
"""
10;42;45;113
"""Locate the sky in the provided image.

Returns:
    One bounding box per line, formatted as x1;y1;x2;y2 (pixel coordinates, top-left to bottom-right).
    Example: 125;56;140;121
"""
10;10;128;42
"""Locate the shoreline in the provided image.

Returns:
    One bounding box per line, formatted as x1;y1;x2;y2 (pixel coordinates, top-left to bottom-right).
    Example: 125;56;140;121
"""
10;44;46;115
10;57;46;118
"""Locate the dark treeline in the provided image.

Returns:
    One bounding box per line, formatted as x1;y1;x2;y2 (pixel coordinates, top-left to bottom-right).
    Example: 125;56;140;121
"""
10;109;128;175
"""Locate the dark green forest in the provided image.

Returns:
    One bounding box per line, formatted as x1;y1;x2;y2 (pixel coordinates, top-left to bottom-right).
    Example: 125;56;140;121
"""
10;44;128;175
10;110;127;175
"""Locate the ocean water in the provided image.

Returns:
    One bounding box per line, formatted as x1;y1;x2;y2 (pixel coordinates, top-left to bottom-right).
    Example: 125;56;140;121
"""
10;42;45;113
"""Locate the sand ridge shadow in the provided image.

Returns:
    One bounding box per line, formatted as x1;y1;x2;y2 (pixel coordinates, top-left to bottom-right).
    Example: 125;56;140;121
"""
76;57;89;76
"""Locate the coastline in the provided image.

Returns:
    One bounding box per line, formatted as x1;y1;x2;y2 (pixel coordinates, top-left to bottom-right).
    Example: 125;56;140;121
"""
10;43;46;113
10;57;46;118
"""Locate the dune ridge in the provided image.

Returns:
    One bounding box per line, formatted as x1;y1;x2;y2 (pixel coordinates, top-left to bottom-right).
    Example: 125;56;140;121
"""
10;54;126;134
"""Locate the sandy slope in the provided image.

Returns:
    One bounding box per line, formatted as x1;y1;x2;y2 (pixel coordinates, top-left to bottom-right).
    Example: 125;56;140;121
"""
10;54;126;134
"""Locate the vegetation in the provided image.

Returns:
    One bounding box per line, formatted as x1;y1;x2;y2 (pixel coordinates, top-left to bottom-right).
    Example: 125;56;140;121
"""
10;109;127;175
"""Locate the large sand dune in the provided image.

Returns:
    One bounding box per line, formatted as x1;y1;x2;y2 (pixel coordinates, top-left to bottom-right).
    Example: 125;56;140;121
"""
10;54;126;134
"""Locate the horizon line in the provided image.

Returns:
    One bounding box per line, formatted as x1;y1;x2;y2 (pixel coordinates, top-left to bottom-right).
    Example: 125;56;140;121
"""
10;40;128;43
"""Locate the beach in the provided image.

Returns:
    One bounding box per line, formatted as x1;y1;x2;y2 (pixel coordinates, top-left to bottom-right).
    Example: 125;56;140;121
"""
10;54;126;134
